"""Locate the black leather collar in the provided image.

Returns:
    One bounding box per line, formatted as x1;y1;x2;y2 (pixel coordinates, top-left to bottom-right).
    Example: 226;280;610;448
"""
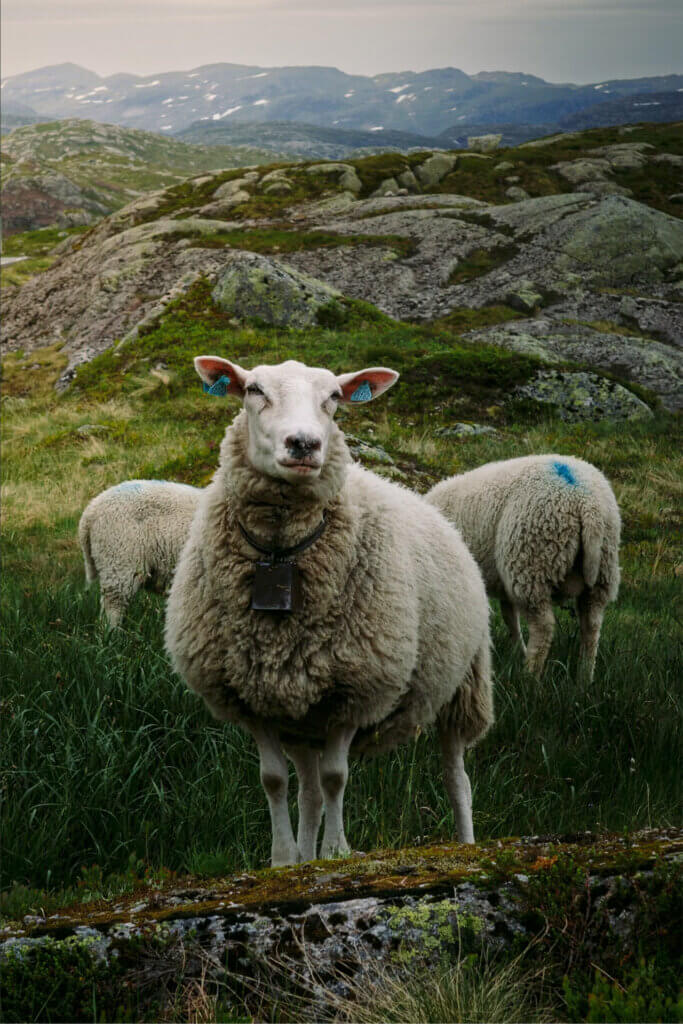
237;513;327;563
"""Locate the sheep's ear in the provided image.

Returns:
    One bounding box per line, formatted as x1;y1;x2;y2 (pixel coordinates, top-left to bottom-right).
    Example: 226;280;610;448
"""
336;367;399;404
194;356;246;398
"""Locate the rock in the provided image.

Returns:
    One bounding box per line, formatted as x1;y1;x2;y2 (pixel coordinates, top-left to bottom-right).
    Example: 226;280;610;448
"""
505;279;544;312
397;169;419;190
588;144;652;171
551;159;611;185
514;370;653;422
466;318;683;411
345;435;394;465
211;251;342;327
213;177;252;199
75;424;111;436
576;182;633;198
1;830;678;1023
653;154;683;168
505;186;530;201
435;423;498;438
414;153;458;186
306;163;362;193
505;176;521;184
495;161;515;173
668;193;683;204
260;169;290;184
370;176;400;198
467;134;502;153
263;181;293;196
200;191;250;215
518;132;582;149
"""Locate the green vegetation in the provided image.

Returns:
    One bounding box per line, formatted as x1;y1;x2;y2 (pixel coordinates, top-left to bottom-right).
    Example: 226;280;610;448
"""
1;226;90;290
1;282;680;904
447;244;519;285
179;225;417;258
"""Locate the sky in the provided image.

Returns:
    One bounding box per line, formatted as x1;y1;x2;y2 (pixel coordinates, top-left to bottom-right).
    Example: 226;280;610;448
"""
2;0;682;83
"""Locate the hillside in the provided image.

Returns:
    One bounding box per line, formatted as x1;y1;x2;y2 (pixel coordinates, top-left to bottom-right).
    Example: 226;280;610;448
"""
2;61;681;137
1;117;680;1024
0;119;290;234
2;121;681;413
175;119;444;159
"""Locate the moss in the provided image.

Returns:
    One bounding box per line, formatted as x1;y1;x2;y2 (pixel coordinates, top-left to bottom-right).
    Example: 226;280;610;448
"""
384;899;483;964
447;245;520;285
181;226;416;258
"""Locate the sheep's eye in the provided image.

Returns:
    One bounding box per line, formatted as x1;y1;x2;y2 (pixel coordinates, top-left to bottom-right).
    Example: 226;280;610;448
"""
246;383;264;396
330;390;343;402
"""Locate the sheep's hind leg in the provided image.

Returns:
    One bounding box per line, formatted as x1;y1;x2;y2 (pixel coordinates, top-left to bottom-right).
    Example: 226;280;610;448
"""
249;723;298;867
285;744;323;863
438;726;474;844
500;598;526;653
524;604;555;677
320;724;356;859
577;590;605;683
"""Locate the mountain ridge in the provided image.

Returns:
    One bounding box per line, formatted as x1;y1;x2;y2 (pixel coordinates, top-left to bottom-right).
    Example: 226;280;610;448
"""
3;61;681;138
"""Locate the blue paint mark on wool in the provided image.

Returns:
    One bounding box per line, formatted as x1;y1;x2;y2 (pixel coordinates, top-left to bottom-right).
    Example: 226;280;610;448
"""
203;375;230;397
115;481;144;493
350;380;372;402
553;461;577;487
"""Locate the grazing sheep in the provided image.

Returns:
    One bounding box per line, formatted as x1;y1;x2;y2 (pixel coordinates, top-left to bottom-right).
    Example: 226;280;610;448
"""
79;480;202;627
165;358;493;866
426;455;620;679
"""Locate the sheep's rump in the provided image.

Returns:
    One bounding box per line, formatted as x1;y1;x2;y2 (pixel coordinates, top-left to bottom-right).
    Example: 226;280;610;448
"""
79;480;202;592
427;455;620;610
166;464;492;755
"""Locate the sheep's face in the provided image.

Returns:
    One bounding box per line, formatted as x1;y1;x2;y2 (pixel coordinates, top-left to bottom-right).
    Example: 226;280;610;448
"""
194;357;398;483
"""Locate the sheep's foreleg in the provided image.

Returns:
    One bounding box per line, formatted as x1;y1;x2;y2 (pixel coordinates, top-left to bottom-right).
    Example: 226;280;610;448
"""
439;727;474;844
320;724;356;858
286;744;323;863
249;723;298;866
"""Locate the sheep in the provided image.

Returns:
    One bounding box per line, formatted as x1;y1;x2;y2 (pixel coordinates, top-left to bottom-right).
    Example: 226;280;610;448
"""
79;480;202;627
426;455;620;680
165;357;493;866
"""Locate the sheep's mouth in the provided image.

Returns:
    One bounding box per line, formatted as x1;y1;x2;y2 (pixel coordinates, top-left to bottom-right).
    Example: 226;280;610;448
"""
278;458;322;475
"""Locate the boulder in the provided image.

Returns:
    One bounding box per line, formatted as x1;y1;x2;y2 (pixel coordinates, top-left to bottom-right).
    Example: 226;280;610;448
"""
435;423;498;438
467;318;683;411
397;169;419;190
263;181;293;196
211;251;342;327
370;176;400;198
414;153;458;186
505;186;530;202
505;279;544;312
551;159;611;185
213;177;253;199
305;162;362;193
514;370;653;422
494;161;516;173
467;134;502;153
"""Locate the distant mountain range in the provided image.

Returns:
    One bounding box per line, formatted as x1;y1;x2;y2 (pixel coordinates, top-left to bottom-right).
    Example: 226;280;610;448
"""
2;62;682;140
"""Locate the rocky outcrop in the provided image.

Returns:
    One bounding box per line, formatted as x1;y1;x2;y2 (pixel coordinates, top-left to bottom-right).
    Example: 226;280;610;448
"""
1;830;679;1022
466;318;683;411
514;370;654;421
211;252;342;327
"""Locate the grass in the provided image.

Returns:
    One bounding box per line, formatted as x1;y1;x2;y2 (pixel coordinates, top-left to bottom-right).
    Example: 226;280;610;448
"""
1;302;680;898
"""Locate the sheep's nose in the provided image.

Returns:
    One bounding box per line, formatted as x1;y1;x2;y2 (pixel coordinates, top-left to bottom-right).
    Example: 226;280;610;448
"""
285;433;322;458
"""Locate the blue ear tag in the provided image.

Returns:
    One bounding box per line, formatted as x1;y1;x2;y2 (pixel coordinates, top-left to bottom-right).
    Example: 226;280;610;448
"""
350;380;372;402
203;374;230;397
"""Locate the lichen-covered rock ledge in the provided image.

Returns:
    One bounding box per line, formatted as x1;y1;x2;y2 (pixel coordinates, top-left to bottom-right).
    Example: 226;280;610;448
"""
1;829;680;1020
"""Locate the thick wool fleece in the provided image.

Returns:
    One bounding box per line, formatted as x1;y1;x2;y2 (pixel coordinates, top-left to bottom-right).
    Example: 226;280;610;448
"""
165;412;493;756
79;480;202;623
427;455;620;611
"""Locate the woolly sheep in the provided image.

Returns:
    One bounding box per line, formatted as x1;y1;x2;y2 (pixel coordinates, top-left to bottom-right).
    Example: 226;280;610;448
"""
426;455;620;679
79;480;202;627
165;357;493;866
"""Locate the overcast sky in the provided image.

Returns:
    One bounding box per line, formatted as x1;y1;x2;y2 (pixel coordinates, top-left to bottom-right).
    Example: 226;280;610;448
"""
2;0;681;83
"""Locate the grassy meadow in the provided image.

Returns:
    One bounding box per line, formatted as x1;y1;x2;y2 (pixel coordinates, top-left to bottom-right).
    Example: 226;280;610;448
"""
1;282;681;918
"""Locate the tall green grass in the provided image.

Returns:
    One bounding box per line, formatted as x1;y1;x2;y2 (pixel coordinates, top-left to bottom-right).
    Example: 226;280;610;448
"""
1;562;679;891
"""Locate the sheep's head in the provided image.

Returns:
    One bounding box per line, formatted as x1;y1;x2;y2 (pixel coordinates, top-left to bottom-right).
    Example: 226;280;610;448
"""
195;356;398;483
